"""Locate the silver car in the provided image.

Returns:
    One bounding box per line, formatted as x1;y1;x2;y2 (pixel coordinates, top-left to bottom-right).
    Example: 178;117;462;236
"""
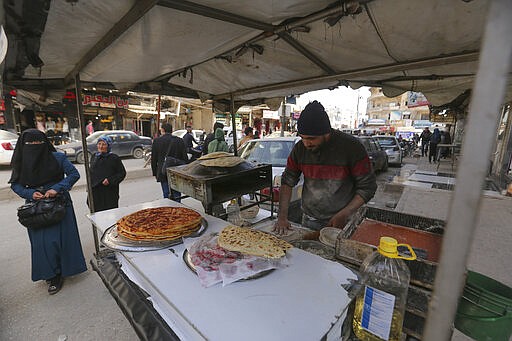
374;135;403;166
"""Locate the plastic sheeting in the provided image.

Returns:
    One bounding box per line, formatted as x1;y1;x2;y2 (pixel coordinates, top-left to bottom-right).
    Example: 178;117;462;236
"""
11;0;505;106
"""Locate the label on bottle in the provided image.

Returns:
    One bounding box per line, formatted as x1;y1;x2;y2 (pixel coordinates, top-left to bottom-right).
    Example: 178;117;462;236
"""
360;285;395;341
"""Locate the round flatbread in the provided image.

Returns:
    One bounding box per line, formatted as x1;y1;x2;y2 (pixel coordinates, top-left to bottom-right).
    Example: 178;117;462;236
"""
117;207;202;241
200;156;245;168
198;152;233;161
218;225;292;259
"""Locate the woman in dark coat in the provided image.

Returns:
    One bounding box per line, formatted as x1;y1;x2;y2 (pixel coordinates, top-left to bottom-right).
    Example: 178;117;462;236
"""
89;136;126;212
9;129;87;295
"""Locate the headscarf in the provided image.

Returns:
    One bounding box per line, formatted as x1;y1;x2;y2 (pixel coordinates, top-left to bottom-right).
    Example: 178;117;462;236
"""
96;135;113;156
208;128;228;153
214;127;225;141
9;129;63;187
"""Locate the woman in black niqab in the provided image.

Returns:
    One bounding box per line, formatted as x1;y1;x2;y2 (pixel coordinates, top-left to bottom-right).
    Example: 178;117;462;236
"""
9;128;87;295
9;129;63;187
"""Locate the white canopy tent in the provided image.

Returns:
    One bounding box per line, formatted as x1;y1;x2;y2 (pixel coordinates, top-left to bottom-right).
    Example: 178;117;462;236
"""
4;0;509;108
3;1;512;340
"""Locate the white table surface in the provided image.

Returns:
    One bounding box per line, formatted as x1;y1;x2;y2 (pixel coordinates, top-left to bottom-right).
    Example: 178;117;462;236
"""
88;199;357;341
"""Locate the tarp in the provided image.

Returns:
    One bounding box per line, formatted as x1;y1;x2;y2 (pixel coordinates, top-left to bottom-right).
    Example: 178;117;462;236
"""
3;0;510;107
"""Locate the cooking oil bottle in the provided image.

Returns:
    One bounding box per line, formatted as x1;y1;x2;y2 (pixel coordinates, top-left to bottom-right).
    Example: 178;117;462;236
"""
353;237;416;341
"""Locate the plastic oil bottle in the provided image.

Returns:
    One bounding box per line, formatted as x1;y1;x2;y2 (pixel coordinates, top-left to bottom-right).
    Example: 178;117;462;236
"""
353;237;416;341
226;199;242;226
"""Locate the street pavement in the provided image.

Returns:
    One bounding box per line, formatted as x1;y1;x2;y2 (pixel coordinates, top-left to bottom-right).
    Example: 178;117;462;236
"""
0;155;509;340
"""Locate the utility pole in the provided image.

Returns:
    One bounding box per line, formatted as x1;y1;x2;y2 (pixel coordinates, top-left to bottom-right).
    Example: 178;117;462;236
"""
355;90;361;129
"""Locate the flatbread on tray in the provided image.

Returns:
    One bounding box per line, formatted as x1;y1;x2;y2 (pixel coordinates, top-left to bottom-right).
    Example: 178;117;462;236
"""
197;152;233;161
200;156;245;168
117;207;202;241
218;225;292;259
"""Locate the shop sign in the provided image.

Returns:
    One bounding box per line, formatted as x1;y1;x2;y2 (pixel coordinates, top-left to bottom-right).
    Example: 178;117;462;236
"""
407;92;430;108
390;111;401;121
263;110;280;119
83;94;128;109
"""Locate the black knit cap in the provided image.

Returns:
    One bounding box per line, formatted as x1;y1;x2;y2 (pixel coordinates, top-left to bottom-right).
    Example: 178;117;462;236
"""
297;100;331;136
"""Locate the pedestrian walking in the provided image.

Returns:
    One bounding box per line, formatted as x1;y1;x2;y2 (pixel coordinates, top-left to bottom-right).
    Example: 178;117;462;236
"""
238;126;254;148
207;127;229;153
89;136;126;212
419;127;432;157
429;127;441;163
9;129;87;295
202;122;224;155
151;123;188;201
86;120;94;136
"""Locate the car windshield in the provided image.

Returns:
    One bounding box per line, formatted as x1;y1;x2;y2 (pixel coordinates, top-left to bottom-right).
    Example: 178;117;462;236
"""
239;140;295;167
0;130;19;140
376;137;397;147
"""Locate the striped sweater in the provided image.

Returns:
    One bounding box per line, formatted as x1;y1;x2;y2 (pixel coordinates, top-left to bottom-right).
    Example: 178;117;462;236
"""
281;130;377;221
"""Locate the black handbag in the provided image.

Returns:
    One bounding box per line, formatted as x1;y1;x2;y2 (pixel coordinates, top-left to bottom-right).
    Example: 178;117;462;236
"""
17;194;67;229
161;156;186;177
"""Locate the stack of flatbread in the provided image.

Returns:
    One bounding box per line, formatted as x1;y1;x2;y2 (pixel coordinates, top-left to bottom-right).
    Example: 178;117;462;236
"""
218;225;292;259
197;152;245;167
117;207;202;241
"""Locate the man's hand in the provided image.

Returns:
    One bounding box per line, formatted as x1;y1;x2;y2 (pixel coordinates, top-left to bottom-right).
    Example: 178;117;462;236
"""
327;209;351;229
33;191;44;200
102;178;110;186
272;217;293;235
43;189;58;198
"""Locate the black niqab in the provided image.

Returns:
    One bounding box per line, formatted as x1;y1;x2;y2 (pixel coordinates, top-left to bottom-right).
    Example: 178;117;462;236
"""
9;129;64;187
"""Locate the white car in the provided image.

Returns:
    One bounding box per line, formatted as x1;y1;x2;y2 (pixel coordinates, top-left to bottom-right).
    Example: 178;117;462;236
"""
374;135;403;166
264;130;295;138
238;137;303;222
172;129;205;147
222;127;242;152
0;130;18;166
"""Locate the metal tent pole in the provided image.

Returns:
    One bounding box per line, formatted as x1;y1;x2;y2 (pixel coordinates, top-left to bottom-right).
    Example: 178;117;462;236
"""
423;0;512;340
230;94;238;156
74;73;100;255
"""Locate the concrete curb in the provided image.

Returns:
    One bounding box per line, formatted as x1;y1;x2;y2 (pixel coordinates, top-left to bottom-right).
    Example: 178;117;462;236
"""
0;168;152;201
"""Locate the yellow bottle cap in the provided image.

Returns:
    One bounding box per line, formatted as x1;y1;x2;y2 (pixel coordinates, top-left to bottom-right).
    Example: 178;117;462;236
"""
378;236;417;260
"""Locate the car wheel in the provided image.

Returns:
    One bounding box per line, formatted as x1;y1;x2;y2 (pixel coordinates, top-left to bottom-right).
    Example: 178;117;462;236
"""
132;147;144;159
76;152;88;164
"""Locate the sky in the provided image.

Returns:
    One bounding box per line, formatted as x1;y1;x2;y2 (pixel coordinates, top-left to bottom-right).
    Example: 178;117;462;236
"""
296;86;371;115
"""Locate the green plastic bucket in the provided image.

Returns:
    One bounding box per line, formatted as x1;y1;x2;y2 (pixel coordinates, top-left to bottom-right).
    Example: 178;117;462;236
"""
455;271;512;341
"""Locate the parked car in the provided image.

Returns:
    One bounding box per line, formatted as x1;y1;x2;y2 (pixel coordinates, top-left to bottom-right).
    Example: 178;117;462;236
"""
264;130;295;138
357;136;388;172
374;135;403;166
238;137;303;222
56;130;152;163
0;129;18;166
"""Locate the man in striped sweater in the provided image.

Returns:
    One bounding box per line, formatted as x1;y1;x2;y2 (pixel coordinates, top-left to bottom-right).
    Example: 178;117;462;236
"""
273;101;377;233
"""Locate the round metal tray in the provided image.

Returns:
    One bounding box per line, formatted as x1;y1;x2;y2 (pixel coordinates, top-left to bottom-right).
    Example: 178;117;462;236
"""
183;249;274;281
100;219;208;252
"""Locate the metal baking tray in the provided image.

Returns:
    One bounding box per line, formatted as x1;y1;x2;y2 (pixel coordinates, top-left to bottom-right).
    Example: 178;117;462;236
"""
100;219;208;252
182;249;274;280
